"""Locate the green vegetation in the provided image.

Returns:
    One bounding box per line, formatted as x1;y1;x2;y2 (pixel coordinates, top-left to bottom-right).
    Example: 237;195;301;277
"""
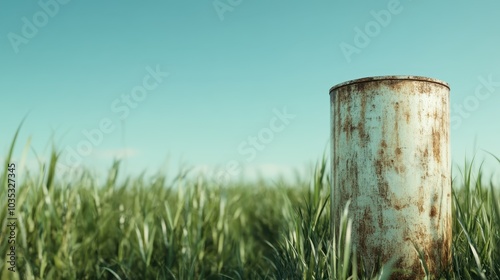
1;134;499;279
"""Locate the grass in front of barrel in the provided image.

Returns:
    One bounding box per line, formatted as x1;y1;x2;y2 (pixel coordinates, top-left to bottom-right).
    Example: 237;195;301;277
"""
0;137;499;279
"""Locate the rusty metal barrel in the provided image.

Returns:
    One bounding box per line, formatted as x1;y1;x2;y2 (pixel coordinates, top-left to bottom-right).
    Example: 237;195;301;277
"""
329;76;451;279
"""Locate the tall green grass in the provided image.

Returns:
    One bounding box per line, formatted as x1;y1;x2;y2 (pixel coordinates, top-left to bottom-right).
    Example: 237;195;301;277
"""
1;135;499;279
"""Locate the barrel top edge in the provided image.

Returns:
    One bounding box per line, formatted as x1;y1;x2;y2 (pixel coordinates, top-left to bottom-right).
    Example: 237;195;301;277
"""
329;75;450;94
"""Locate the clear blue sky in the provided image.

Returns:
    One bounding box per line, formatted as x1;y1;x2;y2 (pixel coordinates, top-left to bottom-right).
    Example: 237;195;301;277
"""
1;0;499;183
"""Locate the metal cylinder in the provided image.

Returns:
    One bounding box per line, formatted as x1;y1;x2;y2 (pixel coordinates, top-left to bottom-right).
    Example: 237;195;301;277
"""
329;76;451;279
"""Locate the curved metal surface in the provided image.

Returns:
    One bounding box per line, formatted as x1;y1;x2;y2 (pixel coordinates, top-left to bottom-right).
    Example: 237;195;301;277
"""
330;76;451;279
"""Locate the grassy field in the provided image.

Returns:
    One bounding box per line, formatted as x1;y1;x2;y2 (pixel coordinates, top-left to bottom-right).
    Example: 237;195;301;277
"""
1;134;499;279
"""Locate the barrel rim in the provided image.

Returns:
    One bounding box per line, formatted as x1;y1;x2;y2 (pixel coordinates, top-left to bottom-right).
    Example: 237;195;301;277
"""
329;75;450;94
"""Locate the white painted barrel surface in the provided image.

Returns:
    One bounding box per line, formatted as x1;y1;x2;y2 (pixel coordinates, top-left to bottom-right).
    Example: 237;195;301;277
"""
329;76;451;279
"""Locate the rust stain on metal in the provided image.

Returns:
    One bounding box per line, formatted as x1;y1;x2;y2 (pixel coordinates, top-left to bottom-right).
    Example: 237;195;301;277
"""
417;81;433;94
441;214;452;270
359;94;368;144
385;79;407;92
430;206;437;217
360;209;375;237
393;101;400;146
404;110;411;124
381;140;387;149
432;129;441;163
343;115;353;140
417;187;425;213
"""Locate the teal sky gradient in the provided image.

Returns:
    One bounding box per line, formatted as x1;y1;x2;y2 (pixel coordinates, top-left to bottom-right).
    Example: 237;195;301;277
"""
1;0;500;182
